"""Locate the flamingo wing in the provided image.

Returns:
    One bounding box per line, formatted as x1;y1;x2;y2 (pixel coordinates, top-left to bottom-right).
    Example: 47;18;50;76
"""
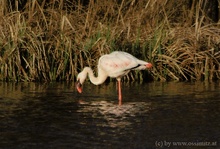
98;51;140;78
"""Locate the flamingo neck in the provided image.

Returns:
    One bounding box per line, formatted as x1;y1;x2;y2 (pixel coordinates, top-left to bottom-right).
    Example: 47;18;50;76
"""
83;67;108;85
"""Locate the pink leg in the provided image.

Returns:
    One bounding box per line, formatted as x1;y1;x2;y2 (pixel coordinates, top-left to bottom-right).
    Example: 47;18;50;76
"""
118;79;122;101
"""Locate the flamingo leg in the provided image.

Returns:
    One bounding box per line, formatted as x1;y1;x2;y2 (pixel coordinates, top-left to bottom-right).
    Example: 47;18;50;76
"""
117;79;122;101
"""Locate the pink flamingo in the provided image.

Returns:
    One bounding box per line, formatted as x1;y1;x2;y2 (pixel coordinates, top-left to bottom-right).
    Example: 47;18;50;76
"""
76;51;152;101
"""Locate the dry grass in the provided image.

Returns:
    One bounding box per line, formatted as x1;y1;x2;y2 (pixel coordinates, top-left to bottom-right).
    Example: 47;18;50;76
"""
0;0;219;82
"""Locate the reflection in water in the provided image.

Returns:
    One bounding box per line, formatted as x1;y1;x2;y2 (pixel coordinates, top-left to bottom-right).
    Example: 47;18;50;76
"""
0;81;219;149
77;100;151;128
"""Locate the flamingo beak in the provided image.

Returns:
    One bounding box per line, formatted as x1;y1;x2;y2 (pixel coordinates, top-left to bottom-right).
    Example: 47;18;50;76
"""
146;63;153;68
76;80;82;93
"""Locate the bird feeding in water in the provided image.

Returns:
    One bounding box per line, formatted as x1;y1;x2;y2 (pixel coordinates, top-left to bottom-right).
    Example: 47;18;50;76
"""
76;51;152;101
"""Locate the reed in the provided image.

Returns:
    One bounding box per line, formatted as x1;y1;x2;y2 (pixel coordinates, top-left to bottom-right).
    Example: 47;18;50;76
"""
0;0;219;82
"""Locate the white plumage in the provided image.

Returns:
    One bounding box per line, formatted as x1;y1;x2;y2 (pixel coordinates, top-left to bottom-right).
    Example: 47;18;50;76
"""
76;51;152;101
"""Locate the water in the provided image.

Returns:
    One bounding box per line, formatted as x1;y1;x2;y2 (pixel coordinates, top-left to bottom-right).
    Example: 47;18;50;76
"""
0;81;219;149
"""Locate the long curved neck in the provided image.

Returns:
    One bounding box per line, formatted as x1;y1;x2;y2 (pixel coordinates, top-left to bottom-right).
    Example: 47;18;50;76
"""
83;67;108;85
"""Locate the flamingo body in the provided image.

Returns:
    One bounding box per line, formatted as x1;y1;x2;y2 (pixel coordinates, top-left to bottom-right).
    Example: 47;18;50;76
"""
76;51;152;101
99;51;150;78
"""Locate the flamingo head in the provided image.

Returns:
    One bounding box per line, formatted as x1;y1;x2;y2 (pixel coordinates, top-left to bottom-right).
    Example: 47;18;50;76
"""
76;79;82;93
76;70;87;93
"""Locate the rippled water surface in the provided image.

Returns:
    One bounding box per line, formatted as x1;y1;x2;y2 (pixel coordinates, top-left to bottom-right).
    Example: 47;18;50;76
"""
0;81;219;149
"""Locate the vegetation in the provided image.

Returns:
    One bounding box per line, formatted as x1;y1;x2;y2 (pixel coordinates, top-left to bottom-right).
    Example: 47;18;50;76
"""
0;0;219;82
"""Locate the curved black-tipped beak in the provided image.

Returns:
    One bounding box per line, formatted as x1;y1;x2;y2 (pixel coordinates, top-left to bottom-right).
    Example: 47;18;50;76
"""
76;80;82;93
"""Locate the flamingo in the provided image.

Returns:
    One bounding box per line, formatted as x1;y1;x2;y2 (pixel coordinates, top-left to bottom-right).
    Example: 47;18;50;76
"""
76;51;152;101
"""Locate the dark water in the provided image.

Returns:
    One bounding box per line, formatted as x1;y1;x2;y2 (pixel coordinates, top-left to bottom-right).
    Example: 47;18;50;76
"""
0;81;219;149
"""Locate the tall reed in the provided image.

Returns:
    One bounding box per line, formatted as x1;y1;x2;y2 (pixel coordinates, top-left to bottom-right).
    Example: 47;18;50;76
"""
0;0;219;82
